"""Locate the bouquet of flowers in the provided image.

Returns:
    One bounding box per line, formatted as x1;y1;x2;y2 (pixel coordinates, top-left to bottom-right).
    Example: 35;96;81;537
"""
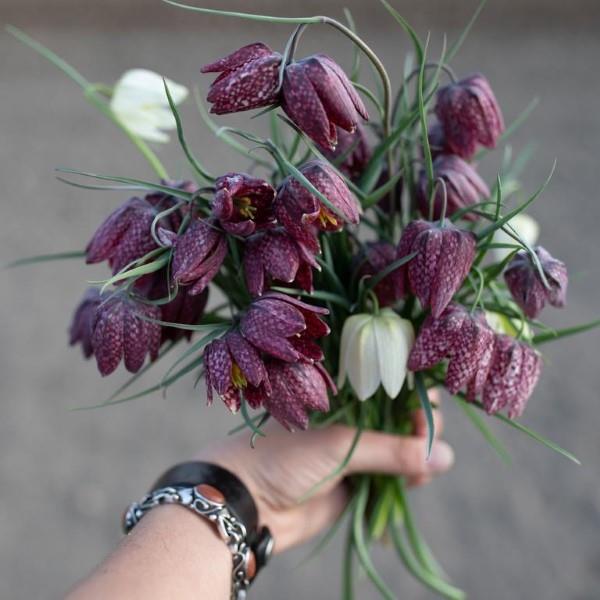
8;1;599;597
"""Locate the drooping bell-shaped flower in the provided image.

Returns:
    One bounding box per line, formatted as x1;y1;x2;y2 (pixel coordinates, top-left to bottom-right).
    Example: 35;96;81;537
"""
240;292;329;363
262;360;334;431
408;304;495;394
398;220;476;318
504;246;567;318
417;155;490;221
69;287;105;359
91;294;161;376
479;334;542;419
204;331;271;413
282;54;368;150
338;309;415;401
86;196;168;275
110;69;188;143
357;242;405;307
212;173;276;236
243;228;318;296
275;160;360;244
171;218;227;295
491;213;540;262
435;73;504;159
318;124;371;182
201;43;282;115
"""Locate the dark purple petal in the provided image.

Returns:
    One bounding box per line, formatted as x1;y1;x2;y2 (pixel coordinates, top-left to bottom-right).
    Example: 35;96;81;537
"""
69;288;103;359
91;299;125;376
226;331;270;390
204;338;232;395
201;43;274;74
282;61;335;149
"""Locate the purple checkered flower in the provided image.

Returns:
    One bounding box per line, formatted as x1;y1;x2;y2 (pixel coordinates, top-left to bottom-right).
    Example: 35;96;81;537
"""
478;334;542;419
262;360;334;430
408;304;495;394
275;160;360;245
201;43;282;115
435;73;504;160
204;331;271;413
318;123;371;182
145;180;197;232
398;220;476;318
504;246;568;318
243;228;318;296
282;54;368;150
417;155;490;222
240;292;329;363
358;242;405;307
91;294;161;376
86;197;161;275
69;287;105;359
171;218;227;295
212;173;276;236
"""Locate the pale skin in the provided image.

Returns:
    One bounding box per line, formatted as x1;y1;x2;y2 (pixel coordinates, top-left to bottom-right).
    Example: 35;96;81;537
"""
68;396;453;600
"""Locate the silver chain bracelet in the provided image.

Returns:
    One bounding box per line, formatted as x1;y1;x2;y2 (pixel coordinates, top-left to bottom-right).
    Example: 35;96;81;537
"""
123;485;254;600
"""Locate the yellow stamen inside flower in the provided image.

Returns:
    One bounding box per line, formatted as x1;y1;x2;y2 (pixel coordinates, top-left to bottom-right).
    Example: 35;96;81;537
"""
317;207;338;229
235;196;257;219
231;362;247;389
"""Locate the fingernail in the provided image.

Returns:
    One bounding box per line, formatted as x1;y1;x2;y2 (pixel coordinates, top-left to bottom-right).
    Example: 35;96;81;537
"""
428;442;454;472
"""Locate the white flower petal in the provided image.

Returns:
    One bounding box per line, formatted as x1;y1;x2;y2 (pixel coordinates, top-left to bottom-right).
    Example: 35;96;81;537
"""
337;314;371;390
110;69;188;143
347;316;380;401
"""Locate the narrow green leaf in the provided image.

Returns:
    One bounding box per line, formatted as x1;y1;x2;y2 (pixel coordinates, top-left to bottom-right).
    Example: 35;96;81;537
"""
352;478;396;600
5;250;85;269
92;254;169;289
56;169;194;200
390;509;465;600
532;319;600;345
6;25;90;89
342;525;356;600
414;373;435;458
71;355;203;410
163;79;214;182
227;411;268;435
452;395;512;464
344;8;361;82
418;34;435;196
162;1;322;24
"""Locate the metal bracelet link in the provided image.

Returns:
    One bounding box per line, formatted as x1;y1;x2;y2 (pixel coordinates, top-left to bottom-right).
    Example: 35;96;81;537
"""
123;485;252;600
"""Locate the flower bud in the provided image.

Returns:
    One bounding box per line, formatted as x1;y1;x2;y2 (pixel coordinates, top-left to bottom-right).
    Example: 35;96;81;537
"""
282;54;368;150
110;69;188;143
435;73;504;159
201;43;282;115
504;246;567;318
338;309;415;401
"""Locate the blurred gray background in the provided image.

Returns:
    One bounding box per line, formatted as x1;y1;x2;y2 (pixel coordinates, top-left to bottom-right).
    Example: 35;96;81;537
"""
1;1;599;598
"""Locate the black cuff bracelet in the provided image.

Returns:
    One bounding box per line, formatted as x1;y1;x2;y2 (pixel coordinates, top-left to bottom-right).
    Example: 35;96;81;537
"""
123;461;274;600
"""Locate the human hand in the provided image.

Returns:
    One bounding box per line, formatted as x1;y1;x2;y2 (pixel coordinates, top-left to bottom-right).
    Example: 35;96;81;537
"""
197;394;454;553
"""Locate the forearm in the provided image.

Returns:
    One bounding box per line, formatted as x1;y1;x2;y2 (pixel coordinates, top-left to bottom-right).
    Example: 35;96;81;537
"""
67;504;231;600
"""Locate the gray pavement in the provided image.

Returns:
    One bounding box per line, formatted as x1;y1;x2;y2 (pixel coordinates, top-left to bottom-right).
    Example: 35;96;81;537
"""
1;1;599;598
